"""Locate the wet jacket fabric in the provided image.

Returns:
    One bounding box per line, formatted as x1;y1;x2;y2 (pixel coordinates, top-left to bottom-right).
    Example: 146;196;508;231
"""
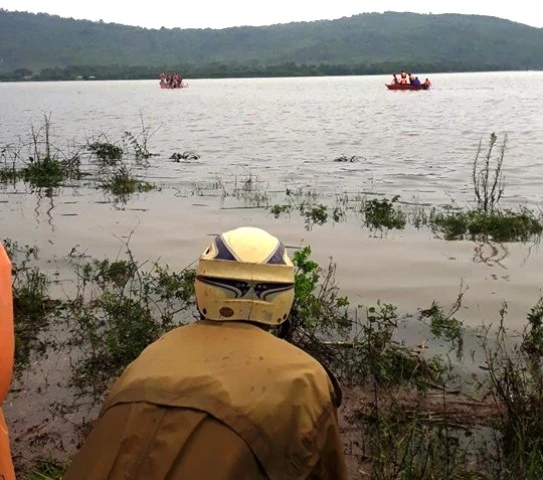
64;320;348;480
0;245;16;480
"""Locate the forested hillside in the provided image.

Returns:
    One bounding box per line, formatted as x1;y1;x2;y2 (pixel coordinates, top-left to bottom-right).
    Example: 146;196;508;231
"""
1;9;543;79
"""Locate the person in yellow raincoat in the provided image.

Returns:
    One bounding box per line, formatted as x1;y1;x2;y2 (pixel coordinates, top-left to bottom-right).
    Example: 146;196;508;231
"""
0;244;16;480
64;226;348;480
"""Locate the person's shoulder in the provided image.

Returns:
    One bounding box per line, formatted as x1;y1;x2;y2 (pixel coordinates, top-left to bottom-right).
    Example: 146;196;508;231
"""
264;334;332;384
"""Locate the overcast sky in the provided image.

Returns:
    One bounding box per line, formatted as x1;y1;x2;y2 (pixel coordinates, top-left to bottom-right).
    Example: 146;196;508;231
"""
2;1;543;30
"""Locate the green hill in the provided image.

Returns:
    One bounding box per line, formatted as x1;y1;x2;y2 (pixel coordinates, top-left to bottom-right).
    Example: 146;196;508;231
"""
1;9;543;78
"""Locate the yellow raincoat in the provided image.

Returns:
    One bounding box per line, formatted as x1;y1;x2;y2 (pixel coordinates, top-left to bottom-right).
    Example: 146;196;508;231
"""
64;320;348;480
0;244;16;480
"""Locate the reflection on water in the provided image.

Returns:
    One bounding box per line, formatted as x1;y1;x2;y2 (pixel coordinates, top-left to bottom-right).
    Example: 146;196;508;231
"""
472;241;509;268
1;72;543;330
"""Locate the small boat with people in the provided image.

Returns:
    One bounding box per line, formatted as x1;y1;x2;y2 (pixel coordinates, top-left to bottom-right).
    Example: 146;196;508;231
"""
159;71;188;89
386;70;431;91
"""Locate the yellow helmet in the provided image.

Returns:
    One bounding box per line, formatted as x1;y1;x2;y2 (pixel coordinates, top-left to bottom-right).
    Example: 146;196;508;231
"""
195;227;295;326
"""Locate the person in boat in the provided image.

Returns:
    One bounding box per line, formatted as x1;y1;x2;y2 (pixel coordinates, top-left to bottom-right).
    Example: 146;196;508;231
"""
0;243;16;480
408;73;415;84
62;226;349;480
392;73;399;84
400;70;408;84
159;71;168;87
423;78;432;88
412;76;421;87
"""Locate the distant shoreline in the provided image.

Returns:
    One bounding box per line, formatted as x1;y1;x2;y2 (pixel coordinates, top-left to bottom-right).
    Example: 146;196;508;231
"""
1;64;541;83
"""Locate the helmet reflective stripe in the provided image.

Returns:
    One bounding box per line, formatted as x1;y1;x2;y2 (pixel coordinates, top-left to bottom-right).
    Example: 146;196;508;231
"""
213;235;239;261
195;227;295;325
196;276;294;300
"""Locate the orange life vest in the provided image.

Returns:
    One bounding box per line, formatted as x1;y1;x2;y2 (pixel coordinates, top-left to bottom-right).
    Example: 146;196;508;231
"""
0;244;15;480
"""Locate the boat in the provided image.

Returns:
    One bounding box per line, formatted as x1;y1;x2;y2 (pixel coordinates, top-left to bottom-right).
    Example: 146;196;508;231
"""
160;81;188;89
159;71;187;89
386;83;430;91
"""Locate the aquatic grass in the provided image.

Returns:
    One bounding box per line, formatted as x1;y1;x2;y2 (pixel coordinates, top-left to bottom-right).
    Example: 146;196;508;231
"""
2;239;64;378
432;208;543;242
0;114;83;187
353;401;487;480
100;165;156;197
24;458;68;480
473;132;506;215
362;195;407;231
232;173;270;207
0;150;82;188
186;178;227;197
121;112;159;161
430;132;543;242
267;186;543;242
299;202;328;229
21;156;65;187
0;165;19;183
65;249;196;399
480;300;543;479
270;203;293;218
281;246;451;391
88;141;123;165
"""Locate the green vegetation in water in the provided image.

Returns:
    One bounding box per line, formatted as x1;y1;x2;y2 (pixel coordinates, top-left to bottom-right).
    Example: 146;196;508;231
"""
0;114;82;188
432;207;543;241
122;128;154;161
231;174;270;207
362;195;407;231
88;141;123;165
3;239;64;378
432;133;543;242
24;458;67;480
299;202;328;228
100;166;156;197
474;301;543;480
21;156;67;188
473;132;505;215
271;193;409;232
266;136;543;241
5;118;540;243
66;253;196;398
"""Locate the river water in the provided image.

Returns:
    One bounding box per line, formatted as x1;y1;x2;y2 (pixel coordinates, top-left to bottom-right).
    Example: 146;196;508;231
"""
1;72;543;328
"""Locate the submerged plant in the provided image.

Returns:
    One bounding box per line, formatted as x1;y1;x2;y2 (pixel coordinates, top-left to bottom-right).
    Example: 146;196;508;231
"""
363;196;407;231
25;458;68;480
432;208;543;242
100;165;155;198
66;251;196;399
480;301;543;479
473;132;506;214
3;239;63;378
88;141;123;164
299;202;328;229
0;113;82;187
